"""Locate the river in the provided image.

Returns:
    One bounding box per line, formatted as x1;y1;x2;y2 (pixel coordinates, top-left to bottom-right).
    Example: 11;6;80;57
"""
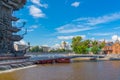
0;61;120;80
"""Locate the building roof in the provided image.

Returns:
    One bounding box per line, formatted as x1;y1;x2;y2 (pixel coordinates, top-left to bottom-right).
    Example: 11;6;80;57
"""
115;39;120;44
105;42;113;46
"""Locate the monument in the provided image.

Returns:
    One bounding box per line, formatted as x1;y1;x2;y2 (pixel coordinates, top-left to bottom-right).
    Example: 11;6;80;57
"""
0;0;27;56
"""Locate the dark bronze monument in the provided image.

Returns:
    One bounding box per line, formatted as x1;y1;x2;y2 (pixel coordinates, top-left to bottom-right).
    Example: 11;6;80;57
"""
0;0;27;56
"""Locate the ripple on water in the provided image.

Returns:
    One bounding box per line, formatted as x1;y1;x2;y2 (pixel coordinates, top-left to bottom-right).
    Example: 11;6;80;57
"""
1;61;120;80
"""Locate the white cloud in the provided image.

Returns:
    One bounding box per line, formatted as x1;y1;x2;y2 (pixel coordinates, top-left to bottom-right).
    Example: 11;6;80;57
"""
56;24;96;33
31;0;40;5
29;5;45;18
27;25;39;32
41;45;49;47
29;0;48;18
31;0;48;8
22;25;39;32
52;44;60;49
57;35;86;40
76;12;120;26
112;35;120;41
14;40;27;45
71;2;80;7
112;35;117;41
102;39;112;42
30;25;38;29
22;28;34;32
56;12;120;34
98;39;112;42
13;19;27;27
89;33;113;36
57;36;74;40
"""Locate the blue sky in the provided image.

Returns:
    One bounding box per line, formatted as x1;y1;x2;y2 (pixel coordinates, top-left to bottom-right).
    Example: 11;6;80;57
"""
14;0;120;46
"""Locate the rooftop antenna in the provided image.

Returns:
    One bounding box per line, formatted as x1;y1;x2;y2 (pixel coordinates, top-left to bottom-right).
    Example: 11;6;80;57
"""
116;33;119;40
117;35;118;40
103;38;106;43
115;33;119;43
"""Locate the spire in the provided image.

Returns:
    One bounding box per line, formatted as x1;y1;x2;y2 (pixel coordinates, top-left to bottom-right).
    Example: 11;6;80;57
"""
115;35;120;43
103;39;106;43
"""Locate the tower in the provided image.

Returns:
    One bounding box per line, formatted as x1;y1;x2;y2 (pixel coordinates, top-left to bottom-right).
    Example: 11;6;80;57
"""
61;41;67;49
0;0;26;55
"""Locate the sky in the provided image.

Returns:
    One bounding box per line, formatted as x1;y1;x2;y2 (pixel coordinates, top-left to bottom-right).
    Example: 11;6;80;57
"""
14;0;120;46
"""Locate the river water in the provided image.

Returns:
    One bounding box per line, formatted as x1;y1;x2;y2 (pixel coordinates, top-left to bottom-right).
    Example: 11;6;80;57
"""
0;61;120;80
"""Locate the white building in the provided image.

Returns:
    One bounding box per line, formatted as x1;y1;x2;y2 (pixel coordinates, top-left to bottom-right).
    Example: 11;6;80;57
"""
41;46;50;52
51;41;72;51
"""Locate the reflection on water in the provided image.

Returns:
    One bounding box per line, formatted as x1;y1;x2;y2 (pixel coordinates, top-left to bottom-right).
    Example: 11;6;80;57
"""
1;61;120;80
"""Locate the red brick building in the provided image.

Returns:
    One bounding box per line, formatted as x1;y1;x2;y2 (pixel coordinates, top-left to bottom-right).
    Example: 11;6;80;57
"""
103;40;120;54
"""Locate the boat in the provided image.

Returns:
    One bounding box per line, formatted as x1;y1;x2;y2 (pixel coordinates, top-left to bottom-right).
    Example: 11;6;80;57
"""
34;57;71;64
55;58;70;63
35;59;54;64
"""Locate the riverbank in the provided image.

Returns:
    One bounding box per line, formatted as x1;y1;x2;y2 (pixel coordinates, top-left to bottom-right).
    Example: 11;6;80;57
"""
70;54;120;62
0;65;37;74
1;53;120;73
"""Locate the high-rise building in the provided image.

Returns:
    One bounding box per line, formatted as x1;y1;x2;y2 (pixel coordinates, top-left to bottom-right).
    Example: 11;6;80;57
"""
60;41;70;50
61;41;67;49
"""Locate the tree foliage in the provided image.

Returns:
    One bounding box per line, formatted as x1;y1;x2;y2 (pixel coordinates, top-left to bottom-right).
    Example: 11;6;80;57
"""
91;45;99;54
99;41;105;49
29;46;43;52
71;36;105;54
72;36;82;54
71;36;90;54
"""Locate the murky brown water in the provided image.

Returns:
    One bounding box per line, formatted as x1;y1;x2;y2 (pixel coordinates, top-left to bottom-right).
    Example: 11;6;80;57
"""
0;61;120;80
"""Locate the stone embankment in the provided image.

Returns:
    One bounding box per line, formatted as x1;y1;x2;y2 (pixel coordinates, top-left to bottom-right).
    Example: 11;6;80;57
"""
1;53;120;73
69;53;120;62
0;56;35;73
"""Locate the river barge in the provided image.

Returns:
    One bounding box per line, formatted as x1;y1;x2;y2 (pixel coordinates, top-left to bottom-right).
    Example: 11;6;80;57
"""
34;57;71;64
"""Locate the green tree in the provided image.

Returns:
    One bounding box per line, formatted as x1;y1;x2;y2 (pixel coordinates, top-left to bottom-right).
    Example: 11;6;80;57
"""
72;36;82;47
99;41;105;49
29;46;43;52
91;45;99;54
83;40;91;47
77;45;88;54
71;36;91;54
91;40;102;54
92;40;98;46
71;36;82;54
